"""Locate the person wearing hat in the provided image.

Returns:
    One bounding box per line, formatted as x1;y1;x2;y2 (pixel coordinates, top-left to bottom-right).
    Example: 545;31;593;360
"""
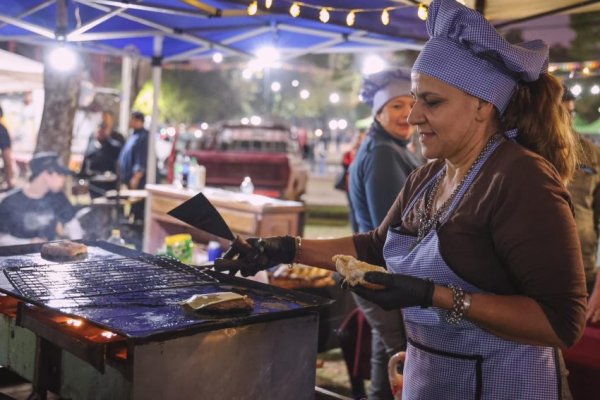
348;69;422;400
214;0;586;398
0;151;83;245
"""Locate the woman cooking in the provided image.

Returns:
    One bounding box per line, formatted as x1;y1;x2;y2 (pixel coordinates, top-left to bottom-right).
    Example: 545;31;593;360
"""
215;0;587;398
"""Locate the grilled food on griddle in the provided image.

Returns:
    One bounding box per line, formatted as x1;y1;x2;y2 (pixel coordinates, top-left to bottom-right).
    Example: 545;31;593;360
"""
181;292;254;314
41;240;88;260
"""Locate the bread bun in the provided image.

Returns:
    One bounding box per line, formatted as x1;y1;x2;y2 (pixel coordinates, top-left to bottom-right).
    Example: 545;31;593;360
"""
332;254;387;290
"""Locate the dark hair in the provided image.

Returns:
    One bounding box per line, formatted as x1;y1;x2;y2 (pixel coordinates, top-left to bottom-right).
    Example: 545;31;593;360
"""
0;106;3;118
131;111;145;121
502;73;579;183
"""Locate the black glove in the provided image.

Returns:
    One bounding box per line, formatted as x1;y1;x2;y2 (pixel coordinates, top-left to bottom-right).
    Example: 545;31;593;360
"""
213;236;296;277
351;271;434;311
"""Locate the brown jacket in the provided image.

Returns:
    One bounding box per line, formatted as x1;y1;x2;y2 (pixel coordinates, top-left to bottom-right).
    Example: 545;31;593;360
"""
354;138;587;347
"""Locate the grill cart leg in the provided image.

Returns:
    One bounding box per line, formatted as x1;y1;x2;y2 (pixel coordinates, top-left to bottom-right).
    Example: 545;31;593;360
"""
28;337;61;400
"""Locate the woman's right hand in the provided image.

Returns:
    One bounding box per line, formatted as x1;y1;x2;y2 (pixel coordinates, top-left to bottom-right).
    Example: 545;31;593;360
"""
388;351;406;400
213;236;297;277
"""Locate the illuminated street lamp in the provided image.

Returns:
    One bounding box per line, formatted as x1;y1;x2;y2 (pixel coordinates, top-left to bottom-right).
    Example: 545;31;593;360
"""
212;52;223;63
362;55;386;75
48;45;78;72
300;89;310;99
271;81;281;92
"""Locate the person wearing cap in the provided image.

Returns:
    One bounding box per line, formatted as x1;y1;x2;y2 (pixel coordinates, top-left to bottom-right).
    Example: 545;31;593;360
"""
0;106;14;190
214;0;586;398
0;151;83;245
118;111;148;191
562;87;600;323
80;111;125;197
348;69;422;400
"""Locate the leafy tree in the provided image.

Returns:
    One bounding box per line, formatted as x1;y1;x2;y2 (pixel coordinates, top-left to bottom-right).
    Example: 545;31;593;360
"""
133;68;255;124
570;11;600;61
35;48;82;162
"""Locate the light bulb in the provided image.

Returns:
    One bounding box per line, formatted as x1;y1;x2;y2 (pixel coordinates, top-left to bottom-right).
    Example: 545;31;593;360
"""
319;8;330;23
290;2;300;17
381;9;390;26
247;1;258;15
265;0;272;9
346;11;355;26
418;4;428;21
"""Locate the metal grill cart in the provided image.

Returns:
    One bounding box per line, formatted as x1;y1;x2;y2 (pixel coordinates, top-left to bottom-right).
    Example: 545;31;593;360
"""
0;241;331;400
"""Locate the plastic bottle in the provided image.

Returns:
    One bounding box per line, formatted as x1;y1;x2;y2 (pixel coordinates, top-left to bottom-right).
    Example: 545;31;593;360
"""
240;176;254;194
188;157;206;190
107;229;126;246
207;241;223;261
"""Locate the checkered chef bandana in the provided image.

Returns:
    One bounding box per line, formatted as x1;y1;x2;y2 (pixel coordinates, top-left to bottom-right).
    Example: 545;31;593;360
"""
361;68;412;116
413;0;549;114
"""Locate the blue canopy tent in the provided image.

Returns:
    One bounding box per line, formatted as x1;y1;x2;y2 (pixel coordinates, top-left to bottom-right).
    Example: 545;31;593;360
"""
3;0;596;183
0;0;431;184
0;1;428;60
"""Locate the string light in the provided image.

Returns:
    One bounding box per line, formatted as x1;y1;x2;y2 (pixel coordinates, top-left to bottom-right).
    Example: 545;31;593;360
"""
247;1;258;15
289;2;300;17
252;1;415;27
381;8;390;26
418;4;428;21
319;8;330;23
346;11;355;27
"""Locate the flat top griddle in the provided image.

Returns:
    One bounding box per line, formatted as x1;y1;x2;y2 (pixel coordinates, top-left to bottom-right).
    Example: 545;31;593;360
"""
0;241;331;342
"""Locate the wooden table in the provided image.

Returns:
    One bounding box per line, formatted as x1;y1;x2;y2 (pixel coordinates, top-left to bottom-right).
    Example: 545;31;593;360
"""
143;184;305;254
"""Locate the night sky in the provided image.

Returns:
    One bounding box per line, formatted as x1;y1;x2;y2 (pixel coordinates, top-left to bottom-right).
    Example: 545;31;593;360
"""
505;14;575;46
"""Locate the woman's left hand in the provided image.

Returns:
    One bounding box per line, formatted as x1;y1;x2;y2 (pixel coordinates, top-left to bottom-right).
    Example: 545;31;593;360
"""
351;271;434;310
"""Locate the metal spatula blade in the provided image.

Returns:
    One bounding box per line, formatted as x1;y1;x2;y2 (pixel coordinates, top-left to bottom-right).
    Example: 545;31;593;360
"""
167;192;236;241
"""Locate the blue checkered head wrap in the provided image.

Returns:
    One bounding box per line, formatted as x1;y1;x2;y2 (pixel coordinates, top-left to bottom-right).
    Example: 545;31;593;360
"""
360;68;412;116
413;0;549;114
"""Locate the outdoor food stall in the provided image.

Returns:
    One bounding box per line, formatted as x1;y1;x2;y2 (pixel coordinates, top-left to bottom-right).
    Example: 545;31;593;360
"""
143;184;305;255
0;241;331;399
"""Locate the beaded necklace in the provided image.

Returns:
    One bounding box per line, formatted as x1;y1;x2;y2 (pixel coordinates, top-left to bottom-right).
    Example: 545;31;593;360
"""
416;134;500;242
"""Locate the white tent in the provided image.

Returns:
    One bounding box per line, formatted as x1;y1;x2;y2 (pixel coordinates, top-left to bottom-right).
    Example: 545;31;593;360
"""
0;49;44;156
0;48;43;93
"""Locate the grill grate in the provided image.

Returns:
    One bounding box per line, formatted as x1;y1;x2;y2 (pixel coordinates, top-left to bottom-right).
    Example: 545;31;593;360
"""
3;255;218;304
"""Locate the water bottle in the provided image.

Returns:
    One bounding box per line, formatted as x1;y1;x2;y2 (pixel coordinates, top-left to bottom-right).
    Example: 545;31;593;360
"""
240;176;254;194
188;158;206;190
207;241;223;261
107;229;126;246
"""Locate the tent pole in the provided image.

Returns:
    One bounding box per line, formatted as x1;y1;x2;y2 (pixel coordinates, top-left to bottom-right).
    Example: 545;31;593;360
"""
119;54;132;137
147;35;163;185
